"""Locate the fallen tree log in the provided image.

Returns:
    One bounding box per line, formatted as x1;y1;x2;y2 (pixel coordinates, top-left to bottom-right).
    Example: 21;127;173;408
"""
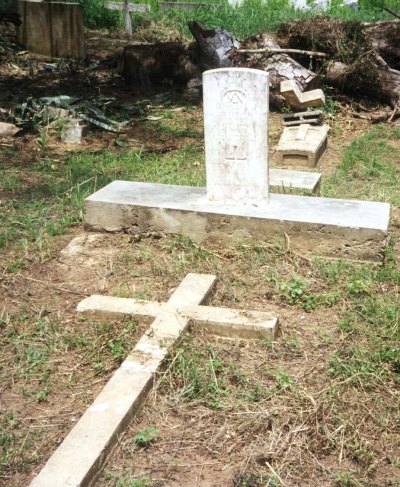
363;21;400;69
278;17;400;67
326;61;400;107
277;17;400;106
120;26;318;107
231;33;318;106
187;20;239;71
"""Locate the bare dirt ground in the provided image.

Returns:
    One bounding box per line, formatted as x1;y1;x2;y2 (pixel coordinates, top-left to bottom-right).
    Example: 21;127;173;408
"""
1;24;399;487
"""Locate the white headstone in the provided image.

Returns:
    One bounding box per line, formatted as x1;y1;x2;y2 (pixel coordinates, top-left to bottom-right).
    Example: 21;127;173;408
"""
203;68;269;204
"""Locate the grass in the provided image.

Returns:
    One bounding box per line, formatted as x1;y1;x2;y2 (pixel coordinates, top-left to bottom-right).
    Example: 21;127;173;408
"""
0;110;204;264
322;125;400;206
82;0;399;39
1;87;400;485
0;308;142;478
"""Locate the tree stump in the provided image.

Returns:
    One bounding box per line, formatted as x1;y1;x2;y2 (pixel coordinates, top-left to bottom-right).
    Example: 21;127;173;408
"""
120;43;196;90
17;0;86;59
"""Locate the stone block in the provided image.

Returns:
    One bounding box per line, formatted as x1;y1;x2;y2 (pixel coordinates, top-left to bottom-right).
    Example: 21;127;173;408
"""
281;110;323;126
61;119;88;144
275;124;329;168
83;181;390;261
280;80;325;110
269;168;321;195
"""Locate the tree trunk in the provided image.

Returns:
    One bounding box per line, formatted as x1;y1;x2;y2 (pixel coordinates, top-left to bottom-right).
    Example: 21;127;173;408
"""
231;34;318;107
326;61;400;107
121;43;195;90
363;21;400;69
187;21;239;71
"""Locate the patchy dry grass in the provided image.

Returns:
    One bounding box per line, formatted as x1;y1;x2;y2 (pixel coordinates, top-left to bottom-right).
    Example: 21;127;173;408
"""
1;46;399;487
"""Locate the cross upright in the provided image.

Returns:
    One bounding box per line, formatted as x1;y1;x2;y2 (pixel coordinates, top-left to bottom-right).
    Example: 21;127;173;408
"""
104;0;150;34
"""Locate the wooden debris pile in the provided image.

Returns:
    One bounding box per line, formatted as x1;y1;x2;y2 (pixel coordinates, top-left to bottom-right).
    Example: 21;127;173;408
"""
120;17;400;111
277;16;400;108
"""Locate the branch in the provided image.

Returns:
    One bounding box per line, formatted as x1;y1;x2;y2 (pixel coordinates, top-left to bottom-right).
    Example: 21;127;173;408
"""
383;6;400;19
235;47;327;57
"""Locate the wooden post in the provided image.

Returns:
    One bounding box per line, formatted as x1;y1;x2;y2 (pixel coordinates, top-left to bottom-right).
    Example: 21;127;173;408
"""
124;0;132;34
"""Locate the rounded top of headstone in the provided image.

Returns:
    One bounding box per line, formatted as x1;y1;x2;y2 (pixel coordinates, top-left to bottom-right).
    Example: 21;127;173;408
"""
203;67;269;79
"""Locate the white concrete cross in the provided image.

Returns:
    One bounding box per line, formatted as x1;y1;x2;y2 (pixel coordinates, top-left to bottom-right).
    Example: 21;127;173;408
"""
104;1;150;34
30;273;278;487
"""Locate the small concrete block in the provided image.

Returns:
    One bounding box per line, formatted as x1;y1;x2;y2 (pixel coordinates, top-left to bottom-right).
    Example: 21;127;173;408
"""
281;110;323;126
280;80;325;110
275;124;329;168
61;118;88;144
84;181;390;261
269;168;321;195
301;89;325;107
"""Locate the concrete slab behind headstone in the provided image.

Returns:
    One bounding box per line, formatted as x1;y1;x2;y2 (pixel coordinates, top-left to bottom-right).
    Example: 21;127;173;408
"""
269;168;321;195
84;180;390;261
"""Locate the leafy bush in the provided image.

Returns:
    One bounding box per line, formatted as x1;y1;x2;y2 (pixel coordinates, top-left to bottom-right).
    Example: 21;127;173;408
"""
81;0;121;29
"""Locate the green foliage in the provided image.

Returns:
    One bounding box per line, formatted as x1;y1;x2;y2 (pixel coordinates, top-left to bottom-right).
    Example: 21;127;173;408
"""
329;294;399;379
0;139;204;261
322;125;400;206
79;0;398;35
82;0;121;30
267;273;340;310
133;426;159;447
334;471;362;487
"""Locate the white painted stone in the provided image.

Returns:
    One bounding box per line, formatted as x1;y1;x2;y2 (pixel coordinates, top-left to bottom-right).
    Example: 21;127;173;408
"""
275;124;329;168
180;305;278;339
269;168;321;194
29;273;217;487
77;295;279;340
280;80;325;110
77;294;163;322
84;181;390;261
61;119;87;144
203;68;269;204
